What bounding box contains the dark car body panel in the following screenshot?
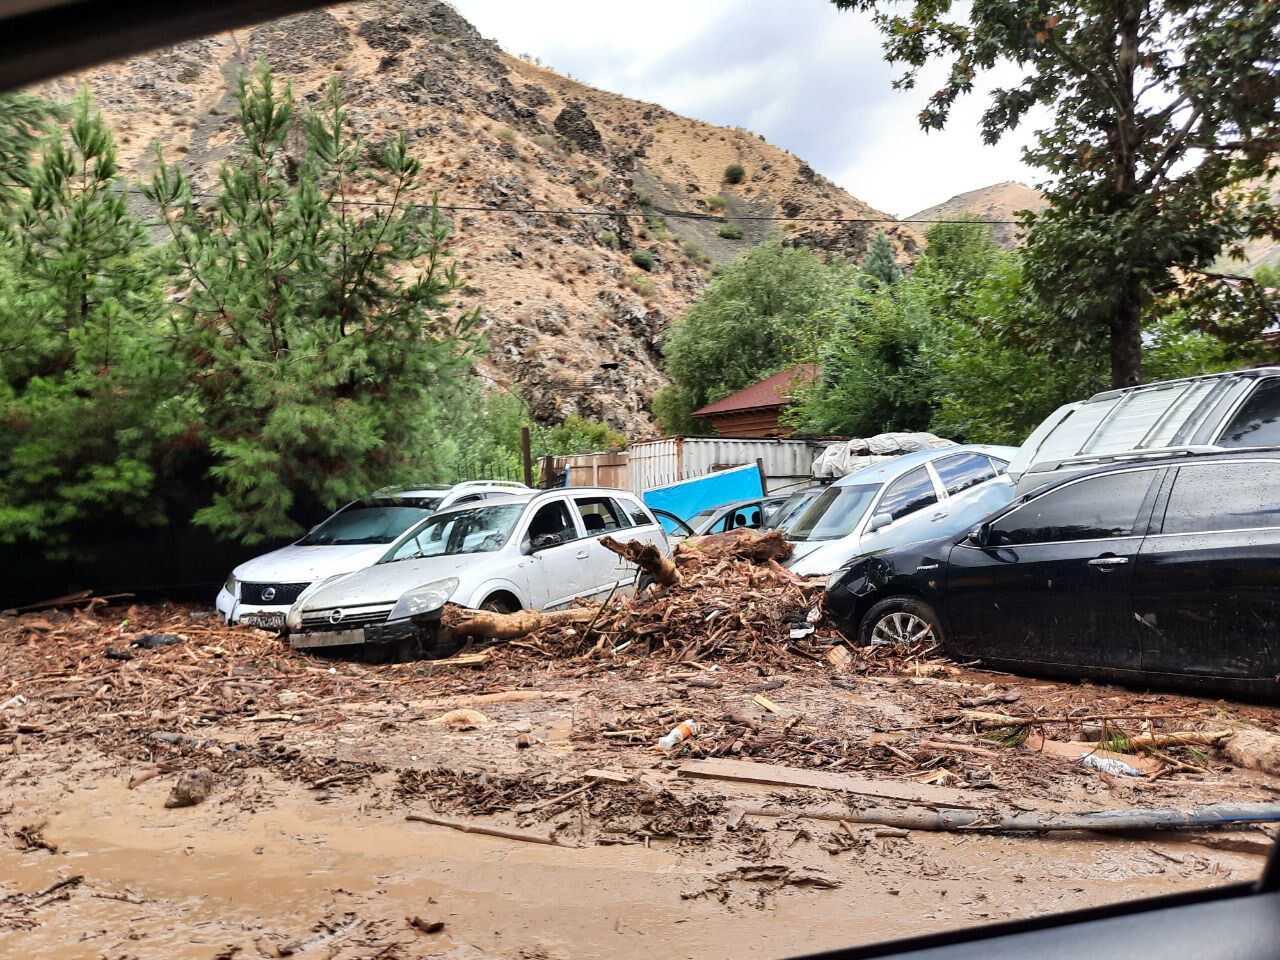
[825,451,1280,701]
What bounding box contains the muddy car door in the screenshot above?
[570,494,653,597]
[1133,458,1280,680]
[944,467,1163,671]
[518,498,590,608]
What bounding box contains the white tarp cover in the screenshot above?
[811,432,957,478]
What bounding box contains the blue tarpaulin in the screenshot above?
[642,463,764,533]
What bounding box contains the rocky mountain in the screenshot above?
[41,1,920,435]
[906,181,1046,247]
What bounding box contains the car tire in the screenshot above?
[481,595,516,614]
[858,597,944,649]
[636,573,656,593]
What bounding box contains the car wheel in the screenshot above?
[481,595,516,614]
[636,573,656,592]
[859,597,944,649]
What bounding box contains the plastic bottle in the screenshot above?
[657,719,699,751]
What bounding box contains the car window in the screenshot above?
[933,453,997,497]
[731,505,762,528]
[625,500,655,527]
[381,503,524,561]
[1162,461,1280,534]
[789,485,879,540]
[526,500,578,548]
[989,470,1157,546]
[574,496,629,535]
[1217,378,1280,448]
[876,467,938,522]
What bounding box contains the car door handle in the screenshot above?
[576,549,589,559]
[930,511,948,522]
[1088,556,1128,568]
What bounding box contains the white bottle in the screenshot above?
[657,719,699,751]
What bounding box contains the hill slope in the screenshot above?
[906,181,1045,247]
[41,1,919,435]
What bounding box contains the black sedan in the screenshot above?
[824,450,1280,700]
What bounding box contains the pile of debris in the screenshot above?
[445,528,844,664]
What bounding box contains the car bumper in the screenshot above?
[216,588,291,628]
[822,582,860,637]
[290,612,439,651]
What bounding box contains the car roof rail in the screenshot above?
[1025,444,1225,474]
[451,479,530,490]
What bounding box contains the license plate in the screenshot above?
[240,612,286,630]
[290,627,367,650]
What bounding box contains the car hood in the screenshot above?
[300,552,496,610]
[788,538,861,577]
[232,543,390,584]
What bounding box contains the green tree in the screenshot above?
[655,239,847,433]
[834,0,1280,387]
[145,64,477,544]
[0,92,59,213]
[0,89,173,554]
[860,228,900,285]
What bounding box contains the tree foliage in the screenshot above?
[860,228,901,285]
[0,92,59,213]
[833,0,1280,387]
[144,65,479,544]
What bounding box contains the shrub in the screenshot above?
[705,194,726,213]
[631,249,656,271]
[496,126,517,142]
[626,273,656,296]
[599,229,620,250]
[717,224,744,240]
[683,241,710,265]
[724,163,745,184]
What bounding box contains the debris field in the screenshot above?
[2,530,1279,959]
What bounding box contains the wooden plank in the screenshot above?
[583,768,633,784]
[752,694,784,715]
[676,758,978,807]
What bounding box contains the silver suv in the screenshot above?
[286,487,668,658]
[1008,367,1280,494]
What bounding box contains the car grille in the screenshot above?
[241,582,310,605]
[300,606,394,632]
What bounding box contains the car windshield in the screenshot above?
[298,498,442,546]
[379,503,524,562]
[787,484,879,541]
[768,490,821,531]
[687,507,719,528]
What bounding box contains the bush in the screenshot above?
[625,273,656,296]
[683,241,710,265]
[496,126,517,142]
[724,163,745,184]
[706,194,726,213]
[631,249,656,271]
[717,224,744,240]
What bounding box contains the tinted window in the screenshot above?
[877,467,938,522]
[933,454,997,496]
[527,501,577,547]
[1163,461,1280,534]
[990,470,1156,546]
[1218,378,1280,448]
[574,496,629,535]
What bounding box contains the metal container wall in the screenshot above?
[629,437,828,494]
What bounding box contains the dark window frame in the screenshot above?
[988,468,1161,547]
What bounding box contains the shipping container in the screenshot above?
[628,437,828,494]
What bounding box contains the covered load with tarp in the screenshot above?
[811,432,956,479]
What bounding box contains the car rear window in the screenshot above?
[933,453,997,496]
[990,470,1157,546]
[1217,378,1280,448]
[1162,461,1280,534]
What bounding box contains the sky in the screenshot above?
[450,0,1041,216]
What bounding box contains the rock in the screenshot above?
[165,767,214,809]
[1224,727,1280,777]
[554,102,605,154]
[426,708,493,731]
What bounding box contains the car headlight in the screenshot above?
[225,574,240,598]
[389,578,459,621]
[285,575,343,631]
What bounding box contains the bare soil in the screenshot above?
[2,600,1277,959]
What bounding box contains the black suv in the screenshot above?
[824,450,1280,700]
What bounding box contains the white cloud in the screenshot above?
[450,0,1041,215]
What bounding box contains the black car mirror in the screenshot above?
[969,522,991,547]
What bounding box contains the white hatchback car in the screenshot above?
[286,487,668,658]
[216,480,529,629]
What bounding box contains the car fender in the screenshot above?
[455,576,529,611]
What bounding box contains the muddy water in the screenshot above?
[1,760,1259,959]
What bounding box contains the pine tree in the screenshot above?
[0,89,171,554]
[860,228,901,286]
[0,92,58,213]
[146,64,478,543]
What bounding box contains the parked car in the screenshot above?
[285,487,668,657]
[1008,366,1280,494]
[216,480,529,628]
[785,446,1018,576]
[764,484,828,533]
[685,495,792,535]
[825,449,1280,700]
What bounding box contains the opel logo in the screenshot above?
[261,587,277,602]
[329,609,344,624]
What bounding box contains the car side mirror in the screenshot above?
[520,536,534,555]
[867,512,893,532]
[969,522,991,548]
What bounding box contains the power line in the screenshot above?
[2,180,1024,226]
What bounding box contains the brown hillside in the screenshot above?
[906,181,1045,247]
[39,1,919,435]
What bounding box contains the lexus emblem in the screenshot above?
[329,609,344,624]
[261,587,277,602]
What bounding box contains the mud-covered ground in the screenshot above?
[2,601,1278,959]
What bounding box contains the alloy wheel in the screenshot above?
[870,611,933,647]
